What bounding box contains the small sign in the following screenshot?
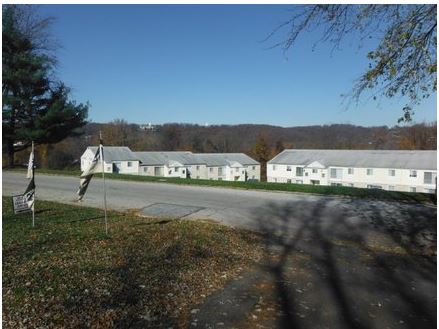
[12,194,32,214]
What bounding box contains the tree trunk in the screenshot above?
[7,140,15,168]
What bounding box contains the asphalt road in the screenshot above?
[2,172,436,244]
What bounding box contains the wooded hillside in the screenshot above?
[7,121,437,170]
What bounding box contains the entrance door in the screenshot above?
[154,166,163,176]
[113,162,122,173]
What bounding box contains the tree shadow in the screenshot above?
[251,198,437,329]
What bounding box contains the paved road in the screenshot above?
[2,172,436,243]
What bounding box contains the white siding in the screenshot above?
[267,164,437,194]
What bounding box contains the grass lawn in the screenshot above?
[2,197,263,328]
[6,167,436,205]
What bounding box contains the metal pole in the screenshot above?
[32,141,35,228]
[100,131,108,235]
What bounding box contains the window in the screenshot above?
[410,187,416,193]
[272,165,276,171]
[424,172,433,184]
[410,170,417,177]
[252,166,255,170]
[348,168,354,175]
[196,165,200,170]
[296,167,304,177]
[175,167,179,172]
[127,161,132,167]
[286,166,292,172]
[388,185,395,191]
[389,169,395,177]
[322,173,325,178]
[330,168,342,179]
[367,169,373,176]
[209,167,213,173]
[218,168,223,176]
[367,184,382,189]
[296,179,303,184]
[287,179,291,183]
[274,178,277,183]
[235,168,239,173]
[312,168,318,173]
[143,167,148,172]
[182,169,185,174]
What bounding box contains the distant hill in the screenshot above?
[9,121,437,169]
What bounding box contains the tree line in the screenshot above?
[7,121,436,180]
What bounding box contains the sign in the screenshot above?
[12,194,32,214]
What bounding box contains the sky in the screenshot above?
[39,4,437,127]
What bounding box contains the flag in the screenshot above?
[77,141,103,201]
[26,144,34,179]
[24,171,35,210]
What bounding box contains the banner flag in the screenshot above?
[77,140,103,201]
[26,145,34,179]
[24,174,35,210]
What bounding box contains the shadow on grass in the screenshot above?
[251,198,436,329]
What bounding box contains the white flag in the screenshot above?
[26,143,34,179]
[24,174,35,210]
[77,143,103,201]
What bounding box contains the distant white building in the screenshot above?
[267,149,437,194]
[81,147,140,174]
[135,151,206,179]
[80,147,260,181]
[195,153,260,181]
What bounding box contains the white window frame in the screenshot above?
[389,169,395,176]
[348,168,354,175]
[367,169,373,176]
[410,170,417,178]
[286,166,292,172]
[127,161,132,167]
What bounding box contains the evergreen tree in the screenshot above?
[2,5,88,167]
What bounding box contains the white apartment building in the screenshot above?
[80,147,260,181]
[135,151,206,179]
[80,146,140,174]
[267,149,437,194]
[195,153,261,181]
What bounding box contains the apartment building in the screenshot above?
[267,149,437,194]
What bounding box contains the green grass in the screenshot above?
[2,197,263,328]
[6,167,436,204]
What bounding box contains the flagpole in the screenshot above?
[100,132,108,235]
[32,141,35,228]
